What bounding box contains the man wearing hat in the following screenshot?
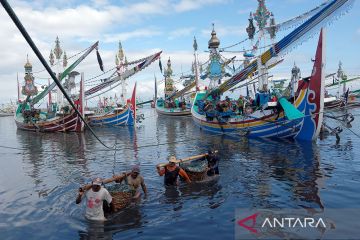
[156,156,191,186]
[114,165,147,200]
[76,177,114,221]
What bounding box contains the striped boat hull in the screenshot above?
[155,102,191,116]
[15,110,83,132]
[88,106,134,126]
[192,29,326,141]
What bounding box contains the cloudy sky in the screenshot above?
[0,0,359,105]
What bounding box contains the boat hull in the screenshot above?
[155,101,191,116]
[191,29,326,141]
[191,92,303,139]
[15,110,83,132]
[88,106,134,126]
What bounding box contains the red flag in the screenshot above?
[130,82,137,121]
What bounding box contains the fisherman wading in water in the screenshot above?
[206,150,220,176]
[76,177,115,221]
[156,156,191,186]
[113,165,148,200]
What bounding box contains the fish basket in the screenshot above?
[180,158,208,181]
[105,184,133,211]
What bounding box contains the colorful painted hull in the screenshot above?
[156,104,191,116]
[192,91,304,139]
[192,29,326,141]
[15,79,85,133]
[88,83,137,126]
[15,110,83,132]
[88,106,135,126]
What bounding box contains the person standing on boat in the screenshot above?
[76,177,115,221]
[114,165,148,199]
[206,150,219,176]
[156,156,191,186]
[237,96,244,115]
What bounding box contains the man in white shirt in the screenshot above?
[76,177,115,221]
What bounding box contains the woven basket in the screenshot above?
[106,184,133,211]
[180,159,208,181]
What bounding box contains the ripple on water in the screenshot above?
[0,108,360,239]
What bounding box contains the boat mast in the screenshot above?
[253,0,272,93]
[116,41,127,105]
[337,61,346,98]
[291,62,301,99]
[207,23,221,90]
[164,58,174,99]
[50,36,67,110]
[17,72,19,102]
[193,36,199,90]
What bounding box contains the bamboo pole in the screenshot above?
[79,172,131,192]
[157,151,218,167]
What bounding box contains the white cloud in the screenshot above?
[102,28,163,43]
[201,24,247,39]
[174,0,228,12]
[91,0,109,7]
[168,27,196,40]
[237,8,252,15]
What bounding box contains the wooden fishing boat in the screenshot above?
[15,62,85,132]
[192,29,326,141]
[155,58,193,116]
[324,97,345,110]
[84,46,161,125]
[155,99,191,116]
[88,84,136,126]
[0,112,13,117]
[88,106,135,126]
[15,108,83,132]
[14,39,99,133]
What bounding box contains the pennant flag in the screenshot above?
[96,49,104,72]
[159,58,163,73]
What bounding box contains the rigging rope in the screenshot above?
[31,45,93,75]
[1,0,118,150]
[219,0,331,51]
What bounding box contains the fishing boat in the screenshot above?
[87,83,136,126]
[191,0,354,141]
[14,38,101,132]
[85,42,162,125]
[192,29,325,141]
[14,40,89,132]
[155,58,193,116]
[324,62,360,110]
[0,102,16,117]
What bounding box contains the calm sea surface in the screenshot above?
[0,107,360,239]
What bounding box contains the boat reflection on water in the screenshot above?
[204,134,328,211]
[10,107,343,239]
